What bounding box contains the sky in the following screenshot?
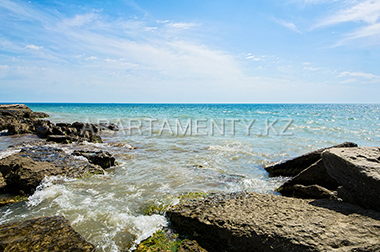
[0,0,379,103]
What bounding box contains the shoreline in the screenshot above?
[2,104,378,251]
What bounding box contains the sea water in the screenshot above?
[0,103,379,251]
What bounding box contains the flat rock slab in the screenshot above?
[167,192,380,252]
[0,216,95,251]
[265,142,357,177]
[322,147,380,211]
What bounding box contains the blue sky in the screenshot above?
[0,0,379,103]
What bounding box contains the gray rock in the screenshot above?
[279,159,339,197]
[167,192,380,252]
[322,147,380,211]
[265,142,357,177]
[0,216,95,251]
[0,146,105,194]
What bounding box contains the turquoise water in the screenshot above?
[1,103,379,251]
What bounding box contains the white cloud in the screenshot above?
[347,22,380,39]
[85,56,98,60]
[315,1,380,27]
[303,66,318,71]
[24,44,43,50]
[338,71,378,79]
[271,18,301,33]
[61,13,97,27]
[167,22,196,29]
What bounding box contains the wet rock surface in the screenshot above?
[0,146,105,194]
[168,191,380,252]
[72,150,116,169]
[322,147,380,211]
[178,239,208,252]
[0,216,96,251]
[265,142,357,177]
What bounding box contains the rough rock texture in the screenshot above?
[0,216,96,251]
[178,239,208,252]
[0,146,105,194]
[278,159,340,198]
[168,192,380,252]
[322,147,380,212]
[0,172,6,189]
[285,184,337,199]
[265,142,357,177]
[72,150,116,169]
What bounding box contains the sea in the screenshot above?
[0,103,379,251]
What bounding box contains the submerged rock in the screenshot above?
[0,146,105,194]
[167,191,380,252]
[0,216,96,251]
[322,147,380,212]
[265,142,357,177]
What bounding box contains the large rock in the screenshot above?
[0,216,95,251]
[0,146,105,194]
[167,192,380,252]
[278,159,340,197]
[322,147,380,212]
[265,142,357,177]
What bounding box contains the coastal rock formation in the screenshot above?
[0,146,105,194]
[178,240,208,252]
[0,216,96,251]
[278,159,340,198]
[0,104,118,143]
[72,150,116,169]
[167,192,380,252]
[322,147,380,212]
[265,142,357,177]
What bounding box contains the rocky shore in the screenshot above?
[1,104,380,251]
[0,104,119,250]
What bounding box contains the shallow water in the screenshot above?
[0,103,379,251]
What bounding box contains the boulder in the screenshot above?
[265,142,357,177]
[322,147,380,212]
[167,192,380,252]
[0,146,105,194]
[0,216,95,251]
[278,159,340,197]
[72,150,116,169]
[46,135,73,144]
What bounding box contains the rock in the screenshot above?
[0,172,6,189]
[46,135,73,144]
[0,216,96,251]
[98,122,119,131]
[72,150,116,169]
[0,104,107,143]
[0,146,104,194]
[178,239,208,252]
[322,147,380,212]
[284,184,338,199]
[278,159,340,197]
[167,191,380,252]
[265,142,358,177]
